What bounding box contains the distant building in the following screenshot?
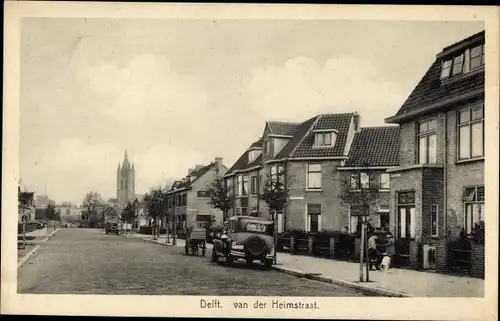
[167,157,228,230]
[117,149,136,208]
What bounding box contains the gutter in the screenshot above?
[337,166,394,171]
[385,89,484,124]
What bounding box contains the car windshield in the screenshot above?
[238,220,273,236]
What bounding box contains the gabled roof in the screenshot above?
[169,162,218,191]
[343,126,400,167]
[386,30,485,123]
[282,113,354,158]
[267,121,301,136]
[225,139,264,177]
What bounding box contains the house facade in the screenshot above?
[167,157,228,230]
[225,113,399,234]
[18,187,35,222]
[385,31,485,270]
[337,126,400,234]
[224,138,266,220]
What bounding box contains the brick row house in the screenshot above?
[166,157,228,231]
[384,31,485,272]
[337,126,400,234]
[224,113,400,234]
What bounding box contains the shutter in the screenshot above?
[410,208,416,238]
[318,215,322,232]
[277,213,283,233]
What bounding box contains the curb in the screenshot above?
[142,239,174,247]
[272,266,411,297]
[18,244,41,269]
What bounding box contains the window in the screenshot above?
[307,164,322,189]
[441,59,453,79]
[398,207,416,239]
[197,191,211,198]
[464,186,485,234]
[431,204,439,237]
[441,43,485,80]
[237,175,242,196]
[458,103,484,160]
[315,132,336,147]
[242,175,248,196]
[451,53,464,76]
[380,173,390,190]
[417,118,437,164]
[306,204,322,232]
[470,44,485,70]
[349,172,369,190]
[264,140,270,155]
[397,191,416,239]
[251,176,258,194]
[350,215,358,234]
[248,150,255,163]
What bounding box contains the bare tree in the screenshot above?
[81,191,104,228]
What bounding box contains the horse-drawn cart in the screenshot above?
[185,227,207,256]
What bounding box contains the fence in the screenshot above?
[277,232,356,261]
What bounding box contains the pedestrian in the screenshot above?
[368,233,379,270]
[384,232,395,269]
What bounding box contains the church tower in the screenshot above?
[117,149,136,208]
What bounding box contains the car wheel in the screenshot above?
[263,259,273,270]
[211,249,218,263]
[226,255,234,266]
[246,257,253,266]
[106,231,108,235]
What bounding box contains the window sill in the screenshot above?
[456,157,484,165]
[379,189,390,193]
[306,189,323,192]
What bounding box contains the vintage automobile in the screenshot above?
[211,216,275,269]
[105,221,119,235]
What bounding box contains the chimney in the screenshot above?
[195,165,204,171]
[353,112,360,132]
[188,168,195,175]
[215,157,223,165]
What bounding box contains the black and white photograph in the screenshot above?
[2,2,498,320]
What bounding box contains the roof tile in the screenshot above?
[344,126,400,167]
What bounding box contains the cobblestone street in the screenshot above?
[18,228,370,296]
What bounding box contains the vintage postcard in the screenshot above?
[2,2,499,320]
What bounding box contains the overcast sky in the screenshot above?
[19,18,483,205]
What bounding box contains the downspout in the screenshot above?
[283,159,289,231]
[444,112,448,241]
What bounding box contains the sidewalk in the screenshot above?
[19,227,51,237]
[140,236,214,250]
[274,253,484,297]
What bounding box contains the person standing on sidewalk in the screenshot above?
[385,233,395,268]
[368,234,379,270]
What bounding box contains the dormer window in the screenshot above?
[314,130,337,147]
[470,44,485,70]
[440,43,484,80]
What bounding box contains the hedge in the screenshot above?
[18,222,39,234]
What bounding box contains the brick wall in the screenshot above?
[285,160,349,231]
[421,167,444,244]
[444,104,484,241]
[470,243,485,279]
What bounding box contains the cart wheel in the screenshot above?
[211,248,218,262]
[202,247,206,256]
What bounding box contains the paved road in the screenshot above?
[18,228,371,296]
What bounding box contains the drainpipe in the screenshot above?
[283,159,289,231]
[444,112,448,241]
